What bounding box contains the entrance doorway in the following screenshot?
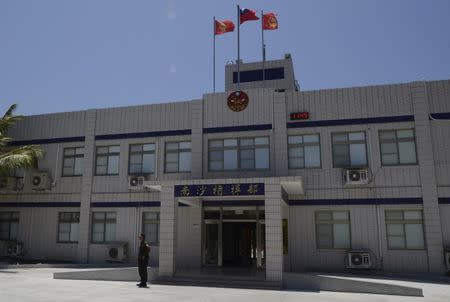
[222,222,255,267]
[202,206,265,268]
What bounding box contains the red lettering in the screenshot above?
[290,112,309,120]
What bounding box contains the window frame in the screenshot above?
[379,129,418,166]
[128,143,156,175]
[164,141,191,173]
[207,136,270,172]
[95,145,120,176]
[61,147,84,177]
[331,131,368,168]
[315,210,351,250]
[0,212,19,241]
[385,210,425,250]
[287,134,321,169]
[142,212,160,245]
[91,212,117,243]
[57,212,80,243]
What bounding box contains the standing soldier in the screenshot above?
[137,233,150,288]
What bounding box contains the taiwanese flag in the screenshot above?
[240,8,259,24]
[214,20,235,35]
[263,13,278,30]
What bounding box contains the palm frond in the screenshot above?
[0,104,22,135]
[0,145,43,175]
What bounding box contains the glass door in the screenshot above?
[203,222,219,266]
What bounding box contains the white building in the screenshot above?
[1,54,450,285]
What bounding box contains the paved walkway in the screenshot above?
[1,268,450,302]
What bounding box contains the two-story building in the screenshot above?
[1,54,450,285]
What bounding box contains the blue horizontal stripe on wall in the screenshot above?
[430,112,450,120]
[203,124,272,134]
[0,202,81,208]
[289,197,423,206]
[90,201,161,208]
[438,198,450,204]
[203,200,264,207]
[95,129,191,141]
[9,136,85,146]
[287,115,414,129]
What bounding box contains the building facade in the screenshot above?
[1,55,450,283]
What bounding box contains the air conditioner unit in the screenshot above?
[347,251,372,269]
[31,172,51,190]
[128,176,145,190]
[0,177,18,192]
[105,242,128,262]
[6,241,24,259]
[344,169,369,185]
[445,248,450,271]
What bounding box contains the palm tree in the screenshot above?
[0,104,42,175]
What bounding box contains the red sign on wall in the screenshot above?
[290,112,309,120]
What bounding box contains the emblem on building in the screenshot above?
[227,90,249,112]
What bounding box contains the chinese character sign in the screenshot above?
[174,183,265,197]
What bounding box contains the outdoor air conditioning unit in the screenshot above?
[347,251,372,269]
[6,241,24,259]
[445,248,450,271]
[31,172,52,190]
[128,176,145,190]
[343,169,369,185]
[0,177,18,192]
[105,242,128,262]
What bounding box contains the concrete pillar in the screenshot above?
[411,82,445,273]
[264,178,283,283]
[189,204,202,268]
[77,109,96,263]
[159,182,177,276]
[190,100,203,179]
[273,92,288,176]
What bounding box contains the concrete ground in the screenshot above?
[1,268,450,302]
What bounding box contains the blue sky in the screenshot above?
[1,0,450,116]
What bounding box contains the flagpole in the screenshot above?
[237,5,240,90]
[261,10,265,86]
[213,16,216,92]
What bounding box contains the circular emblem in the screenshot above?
[227,90,249,112]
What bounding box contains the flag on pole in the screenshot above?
[214,20,235,35]
[262,13,278,30]
[240,8,259,24]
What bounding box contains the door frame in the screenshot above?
[201,206,265,268]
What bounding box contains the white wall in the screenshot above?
[288,204,429,273]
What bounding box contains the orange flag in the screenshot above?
[214,20,235,35]
[263,13,278,30]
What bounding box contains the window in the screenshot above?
[332,132,367,167]
[379,129,417,166]
[95,146,120,175]
[232,67,284,83]
[129,144,155,174]
[91,212,116,243]
[58,212,79,243]
[315,211,351,249]
[143,212,159,244]
[208,137,269,171]
[0,212,19,241]
[62,147,84,176]
[288,134,321,169]
[165,141,191,173]
[385,210,425,249]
